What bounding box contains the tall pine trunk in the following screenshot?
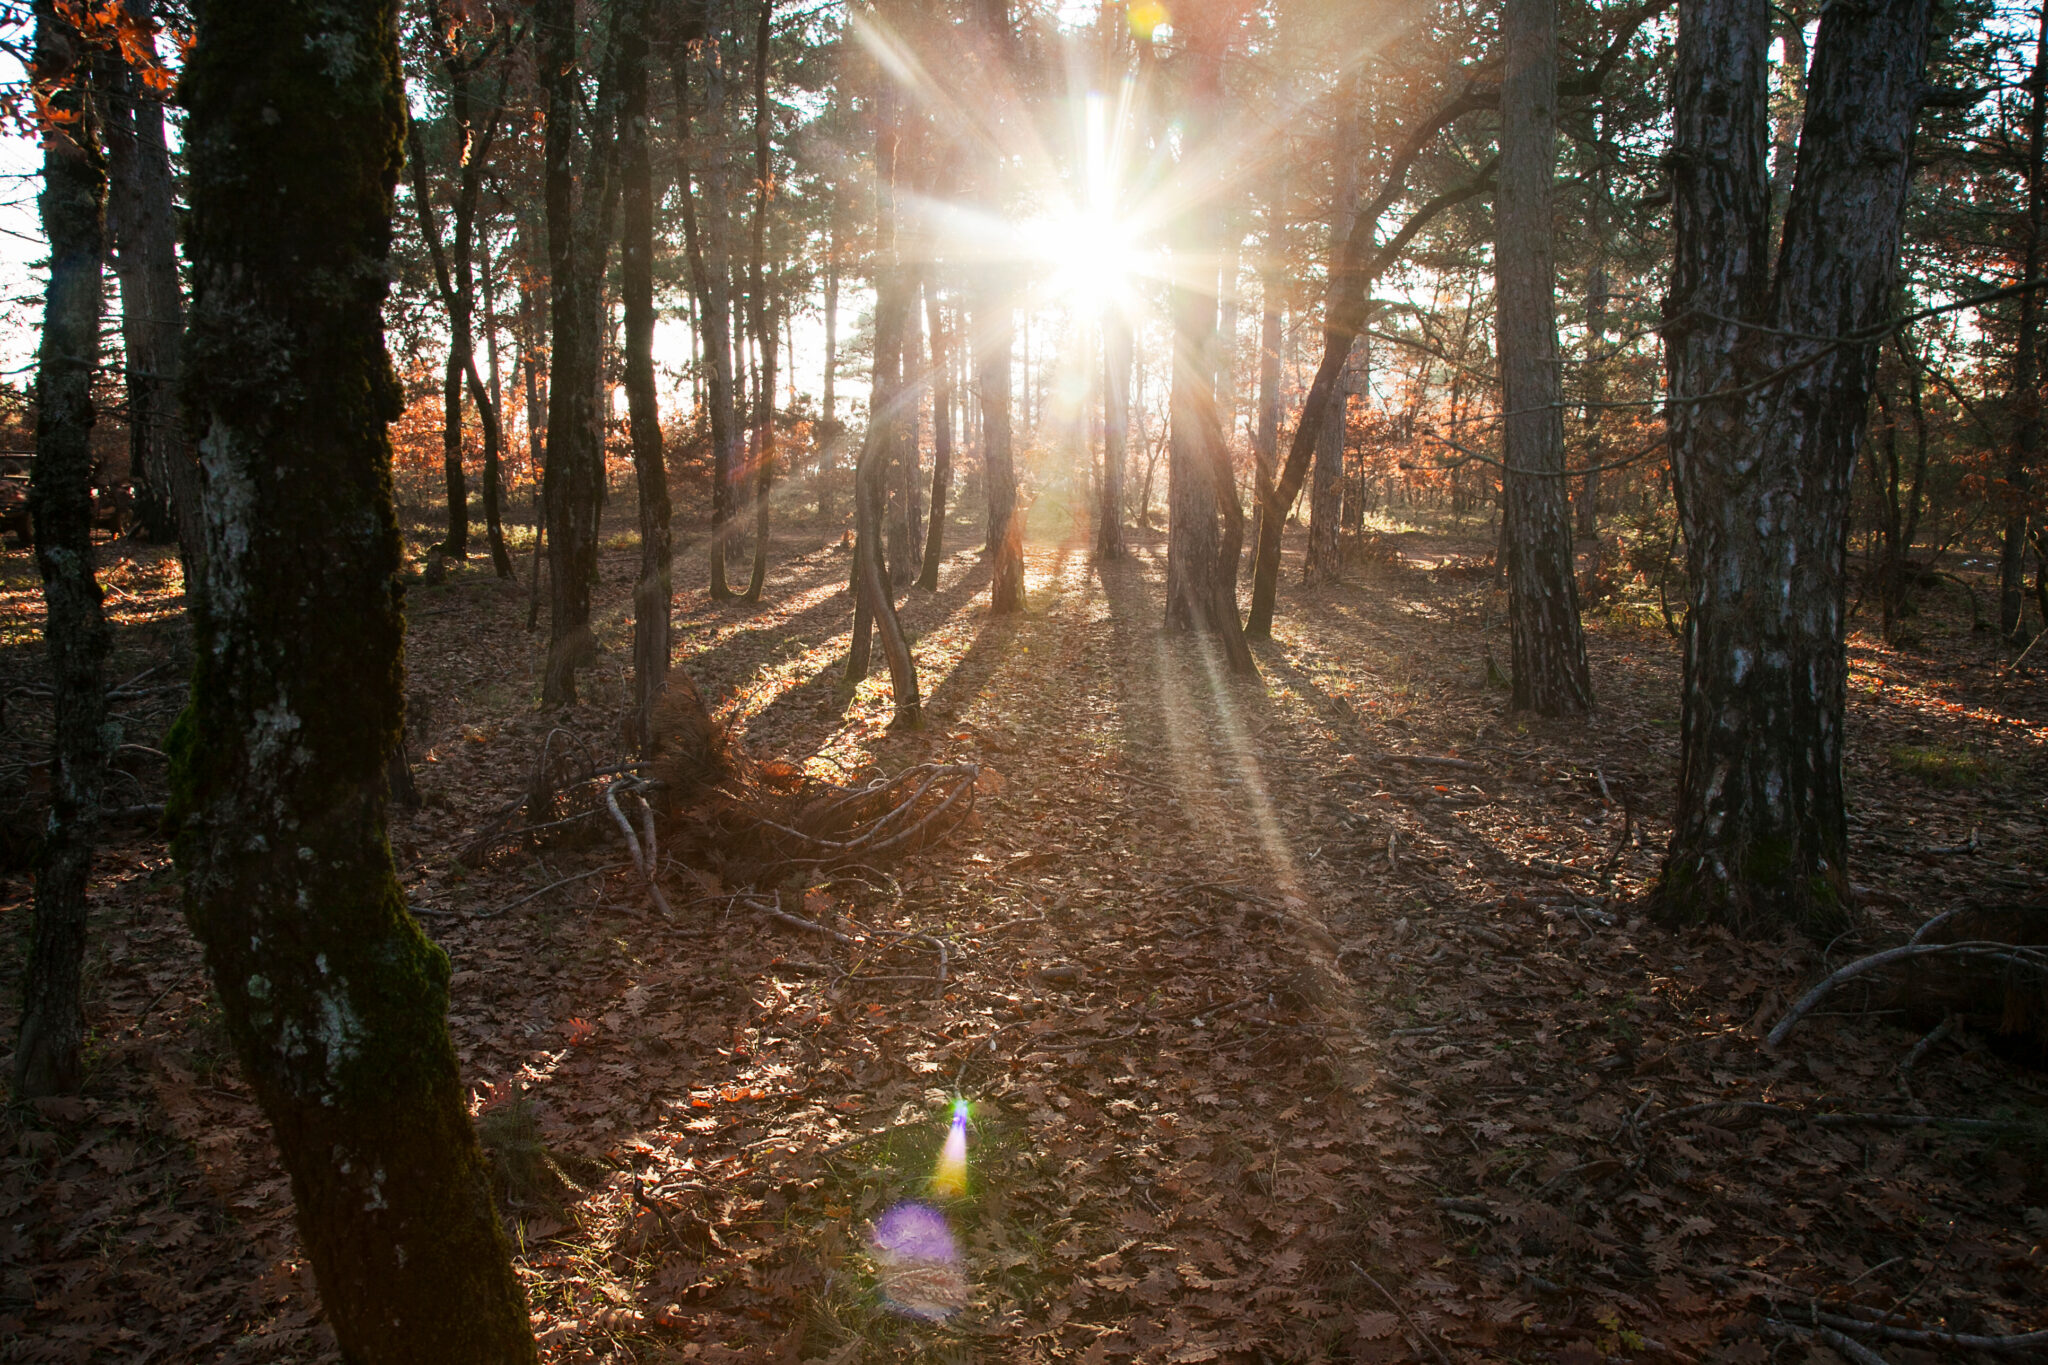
[742,0,776,604]
[101,0,200,571]
[919,281,954,587]
[1999,10,2046,641]
[16,0,111,1100]
[173,1,534,1354]
[621,0,669,756]
[675,35,739,601]
[1097,307,1130,562]
[1497,0,1592,715]
[976,0,1025,614]
[1654,0,1932,935]
[1161,8,1254,674]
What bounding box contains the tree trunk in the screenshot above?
[1251,252,1281,561]
[821,223,839,521]
[1653,0,1932,936]
[919,281,953,588]
[174,2,534,1355]
[1161,9,1254,674]
[672,30,739,601]
[2000,8,2046,642]
[846,74,922,727]
[1097,307,1130,561]
[976,0,1025,614]
[621,0,668,757]
[100,0,200,573]
[16,1,110,1100]
[1497,0,1593,715]
[742,0,777,603]
[540,0,625,704]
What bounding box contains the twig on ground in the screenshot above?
[1896,1014,1957,1103]
[445,862,633,921]
[1350,1263,1452,1365]
[603,778,672,917]
[1642,1099,2035,1136]
[1386,752,1487,774]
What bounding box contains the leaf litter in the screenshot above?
[0,511,2045,1362]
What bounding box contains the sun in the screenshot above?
[1032,205,1144,310]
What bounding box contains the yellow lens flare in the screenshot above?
[930,1099,970,1199]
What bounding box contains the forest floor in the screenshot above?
[2,490,2047,1364]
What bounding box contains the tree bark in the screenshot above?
[742,0,776,603]
[1161,9,1255,674]
[540,0,625,704]
[16,1,111,1100]
[1652,0,1932,936]
[1498,0,1593,715]
[174,1,534,1355]
[2000,8,2046,641]
[846,72,922,726]
[100,0,200,574]
[673,31,740,601]
[919,280,953,588]
[976,0,1025,614]
[1097,307,1131,562]
[621,0,668,757]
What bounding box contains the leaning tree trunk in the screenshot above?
[16,0,111,1100]
[1497,0,1593,715]
[919,279,954,588]
[621,0,668,756]
[2000,8,2047,642]
[1653,0,1932,936]
[173,1,535,1357]
[101,0,201,572]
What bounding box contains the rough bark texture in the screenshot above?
[16,2,110,1101]
[539,0,622,703]
[1497,0,1593,715]
[919,282,953,588]
[622,0,669,756]
[1653,0,1932,936]
[2000,10,2046,641]
[1161,9,1255,674]
[101,0,200,570]
[172,2,535,1356]
[1305,98,1357,588]
[1097,308,1131,562]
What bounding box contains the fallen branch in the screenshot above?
[1386,752,1488,773]
[1762,1318,1892,1365]
[1350,1263,1452,1365]
[1642,1099,2036,1137]
[604,778,672,918]
[1767,940,2048,1046]
[1812,1311,2048,1355]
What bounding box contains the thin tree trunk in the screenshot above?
[1251,249,1281,559]
[175,2,534,1354]
[919,281,953,587]
[1653,0,1932,935]
[100,0,199,572]
[821,220,838,521]
[1307,111,1357,588]
[1498,0,1593,715]
[679,34,738,600]
[743,0,776,603]
[846,70,921,726]
[621,0,668,756]
[976,0,1025,614]
[1097,307,1130,561]
[2000,8,2046,641]
[17,1,110,1100]
[540,0,626,703]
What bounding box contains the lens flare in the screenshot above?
[930,1099,970,1199]
[870,1202,968,1321]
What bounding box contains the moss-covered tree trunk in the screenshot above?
[1653,0,1932,936]
[173,3,535,1356]
[16,0,111,1100]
